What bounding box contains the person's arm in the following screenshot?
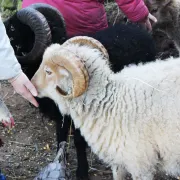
[115,0,157,31]
[0,16,22,80]
[0,15,38,107]
[115,0,149,22]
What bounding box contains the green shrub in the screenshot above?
[0,0,17,10]
[0,0,21,20]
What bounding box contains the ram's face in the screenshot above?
[31,58,72,101]
[144,0,172,24]
[31,40,90,106]
[145,1,161,19]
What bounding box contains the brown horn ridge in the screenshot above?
[62,36,109,60]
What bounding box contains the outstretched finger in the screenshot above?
[20,86,39,107]
[148,13,157,23]
[24,80,38,97]
[146,20,152,31]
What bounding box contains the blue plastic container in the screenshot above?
[0,170,6,180]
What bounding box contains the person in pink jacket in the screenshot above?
[22,0,157,37]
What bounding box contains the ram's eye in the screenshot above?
[46,70,52,75]
[151,8,158,13]
[44,66,53,76]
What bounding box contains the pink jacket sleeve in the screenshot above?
[115,0,149,22]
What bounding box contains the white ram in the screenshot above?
[31,36,180,180]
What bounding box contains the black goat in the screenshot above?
[4,3,156,180]
[80,22,156,73]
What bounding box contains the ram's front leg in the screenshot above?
[0,137,4,147]
[130,165,154,180]
[112,165,127,180]
[131,173,154,180]
[73,126,89,180]
[56,115,71,150]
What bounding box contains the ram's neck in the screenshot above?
[67,47,115,121]
[70,74,115,124]
[67,73,128,163]
[58,45,132,163]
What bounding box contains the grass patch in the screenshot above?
[0,0,21,20]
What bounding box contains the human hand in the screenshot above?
[8,72,39,107]
[139,13,157,31]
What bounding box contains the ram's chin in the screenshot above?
[37,90,51,99]
[36,92,45,98]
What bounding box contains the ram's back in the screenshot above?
[114,56,180,145]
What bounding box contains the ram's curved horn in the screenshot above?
[45,46,89,98]
[29,3,67,44]
[15,7,51,64]
[62,36,109,60]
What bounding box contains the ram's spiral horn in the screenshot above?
[62,36,109,60]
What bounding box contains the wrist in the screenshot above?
[139,14,149,23]
[8,72,23,83]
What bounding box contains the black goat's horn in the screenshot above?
[4,7,51,65]
[16,7,52,64]
[29,3,67,44]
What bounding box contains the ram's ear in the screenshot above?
[161,0,171,7]
[56,85,69,97]
[146,0,153,4]
[56,68,73,97]
[58,68,70,77]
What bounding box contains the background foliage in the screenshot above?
[0,0,21,20]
